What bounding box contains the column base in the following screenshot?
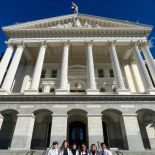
[24,89,38,95]
[116,89,131,95]
[55,89,69,95]
[0,89,9,95]
[148,88,155,95]
[86,89,99,95]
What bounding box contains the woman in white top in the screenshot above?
[71,143,79,155]
[59,140,73,155]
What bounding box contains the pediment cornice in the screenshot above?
[4,27,150,38]
[2,13,152,38]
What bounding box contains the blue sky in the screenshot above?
[0,0,155,58]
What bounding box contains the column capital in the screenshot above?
[17,113,35,118]
[16,41,25,48]
[85,40,94,47]
[40,41,47,48]
[52,114,68,117]
[63,40,70,47]
[139,40,150,49]
[129,40,140,48]
[107,40,117,48]
[122,113,138,116]
[5,41,14,48]
[87,114,102,117]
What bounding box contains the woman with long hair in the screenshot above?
[59,140,72,155]
[71,143,79,155]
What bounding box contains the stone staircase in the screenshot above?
[0,150,46,155]
[0,150,155,155]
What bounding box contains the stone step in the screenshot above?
[0,150,46,155]
[111,150,155,155]
[0,150,155,155]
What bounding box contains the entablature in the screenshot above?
[0,95,155,103]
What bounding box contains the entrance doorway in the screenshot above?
[102,121,109,147]
[69,121,86,147]
[31,110,52,150]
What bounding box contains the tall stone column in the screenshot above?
[0,42,25,94]
[10,114,35,150]
[56,41,70,95]
[122,114,144,150]
[108,41,130,94]
[30,41,47,93]
[50,114,67,145]
[86,41,98,94]
[141,42,155,84]
[131,42,155,94]
[0,114,4,130]
[0,42,14,86]
[87,114,104,146]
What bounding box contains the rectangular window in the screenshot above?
[109,69,114,77]
[98,69,104,78]
[51,69,57,78]
[38,88,42,92]
[50,88,55,92]
[41,69,46,78]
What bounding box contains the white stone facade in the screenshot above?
[0,14,155,153]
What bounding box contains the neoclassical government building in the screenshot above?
[0,13,155,155]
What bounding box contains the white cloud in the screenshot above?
[149,37,155,49]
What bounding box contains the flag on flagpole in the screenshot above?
[72,2,78,13]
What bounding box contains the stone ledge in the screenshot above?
[0,150,155,155]
[0,95,155,102]
[55,89,69,95]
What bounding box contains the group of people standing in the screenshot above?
[47,140,112,155]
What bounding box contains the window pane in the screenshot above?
[38,88,42,92]
[41,69,46,78]
[51,69,57,78]
[80,128,83,140]
[109,69,114,77]
[72,128,76,140]
[98,69,104,78]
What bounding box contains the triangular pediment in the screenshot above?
[3,13,152,30]
[2,13,152,37]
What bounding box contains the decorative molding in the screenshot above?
[107,40,117,48]
[85,40,94,47]
[3,14,151,38]
[63,40,70,47]
[1,95,155,103]
[5,41,14,48]
[129,40,140,49]
[17,41,25,48]
[17,113,35,118]
[122,114,138,116]
[139,40,149,49]
[40,40,47,48]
